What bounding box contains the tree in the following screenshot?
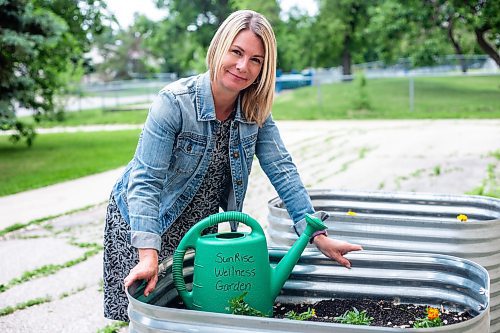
[32,0,113,74]
[314,0,379,77]
[274,7,316,71]
[95,15,159,80]
[152,0,234,75]
[230,0,281,24]
[1,0,70,145]
[451,0,500,67]
[0,0,110,145]
[367,0,498,70]
[367,0,458,68]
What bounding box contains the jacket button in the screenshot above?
[236,179,242,186]
[232,151,239,158]
[186,144,192,152]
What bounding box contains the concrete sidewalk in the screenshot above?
[1,119,499,231]
[0,119,499,333]
[0,167,124,230]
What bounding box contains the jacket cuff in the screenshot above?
[293,211,329,236]
[309,230,328,244]
[130,230,161,251]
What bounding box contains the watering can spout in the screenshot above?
[270,214,327,299]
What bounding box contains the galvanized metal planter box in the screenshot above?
[267,189,500,332]
[126,249,489,333]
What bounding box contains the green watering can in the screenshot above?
[172,211,327,317]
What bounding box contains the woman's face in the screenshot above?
[216,29,264,95]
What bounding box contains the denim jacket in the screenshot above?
[112,72,315,251]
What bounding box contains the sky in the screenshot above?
[105,0,318,28]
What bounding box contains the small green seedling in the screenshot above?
[285,307,316,321]
[334,307,373,325]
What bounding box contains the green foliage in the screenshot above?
[451,0,500,66]
[367,1,453,67]
[227,292,266,317]
[334,307,373,325]
[285,307,316,321]
[352,73,371,110]
[313,0,378,74]
[94,15,159,80]
[275,8,316,71]
[150,0,233,76]
[0,0,111,145]
[367,0,499,68]
[413,316,443,328]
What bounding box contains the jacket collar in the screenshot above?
[195,71,254,124]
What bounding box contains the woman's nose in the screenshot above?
[236,57,248,72]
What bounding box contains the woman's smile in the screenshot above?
[216,29,264,95]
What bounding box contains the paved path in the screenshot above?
[0,119,499,332]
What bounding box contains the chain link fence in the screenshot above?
[55,55,498,114]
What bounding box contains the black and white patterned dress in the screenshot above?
[103,116,234,321]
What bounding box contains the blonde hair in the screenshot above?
[206,10,276,126]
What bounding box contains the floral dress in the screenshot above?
[103,115,234,321]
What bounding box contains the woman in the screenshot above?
[103,9,362,322]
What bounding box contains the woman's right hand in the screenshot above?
[124,248,159,297]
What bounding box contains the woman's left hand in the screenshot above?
[313,235,363,268]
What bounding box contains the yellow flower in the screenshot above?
[311,309,316,317]
[457,214,468,222]
[347,210,357,216]
[427,307,440,321]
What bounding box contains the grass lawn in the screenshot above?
[2,74,499,197]
[22,107,149,128]
[0,130,140,196]
[273,75,500,120]
[20,75,500,128]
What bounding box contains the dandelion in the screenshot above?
[456,214,468,222]
[347,210,357,216]
[427,307,440,320]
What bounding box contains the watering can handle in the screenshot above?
[172,212,264,308]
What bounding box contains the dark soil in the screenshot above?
[169,296,473,328]
[273,298,473,328]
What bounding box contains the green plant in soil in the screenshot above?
[227,292,265,317]
[334,307,373,325]
[413,307,443,328]
[285,307,316,321]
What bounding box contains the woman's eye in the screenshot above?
[251,58,262,65]
[231,49,241,56]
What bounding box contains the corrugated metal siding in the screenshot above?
[267,189,500,332]
[127,249,489,333]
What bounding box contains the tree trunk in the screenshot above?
[342,35,352,80]
[342,49,351,77]
[475,27,500,67]
[446,19,467,73]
